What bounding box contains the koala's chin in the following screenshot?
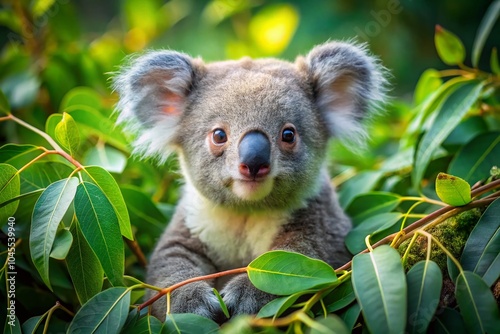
[231,177,275,201]
[114,41,387,322]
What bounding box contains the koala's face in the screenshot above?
[176,61,329,210]
[114,42,385,211]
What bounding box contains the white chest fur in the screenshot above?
[183,186,289,269]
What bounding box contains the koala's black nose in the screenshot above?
[238,131,271,179]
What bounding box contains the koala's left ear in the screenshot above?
[301,42,387,141]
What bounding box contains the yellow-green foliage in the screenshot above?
[399,209,482,272]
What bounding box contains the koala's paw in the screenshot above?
[221,274,275,317]
[151,282,222,322]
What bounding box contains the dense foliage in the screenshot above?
[0,1,499,333]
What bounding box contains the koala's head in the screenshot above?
[114,42,386,211]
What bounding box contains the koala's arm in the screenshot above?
[146,207,221,321]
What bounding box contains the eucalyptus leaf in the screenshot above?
[323,280,356,313]
[248,251,337,295]
[472,0,500,67]
[428,308,467,334]
[50,228,73,260]
[121,314,162,334]
[20,161,73,193]
[60,86,103,112]
[67,287,131,334]
[257,290,314,319]
[30,177,79,290]
[83,145,127,174]
[448,132,500,183]
[461,198,500,286]
[406,261,442,334]
[338,170,384,208]
[414,69,443,105]
[435,172,471,206]
[339,302,361,332]
[0,144,43,169]
[455,271,500,333]
[162,313,219,334]
[352,245,407,334]
[0,163,20,228]
[67,220,104,304]
[492,47,500,74]
[55,112,80,156]
[45,113,63,140]
[74,181,124,286]
[413,81,484,188]
[307,315,349,334]
[434,25,465,65]
[346,192,401,226]
[213,288,230,319]
[0,89,10,115]
[345,213,403,254]
[82,166,133,240]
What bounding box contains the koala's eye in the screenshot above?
[281,128,296,143]
[212,129,227,145]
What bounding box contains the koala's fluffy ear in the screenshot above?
[302,42,387,142]
[113,51,200,161]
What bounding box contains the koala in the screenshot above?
[114,41,386,322]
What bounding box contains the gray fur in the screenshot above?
[113,41,386,322]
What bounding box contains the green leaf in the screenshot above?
[435,172,471,206]
[3,316,21,334]
[45,113,63,140]
[83,166,133,240]
[248,251,337,295]
[67,287,131,334]
[30,177,78,290]
[161,313,219,334]
[120,186,166,238]
[455,271,500,333]
[346,192,401,226]
[121,314,162,334]
[0,164,20,228]
[0,144,43,169]
[0,89,10,115]
[67,220,104,305]
[345,213,403,254]
[448,132,500,183]
[339,302,361,331]
[338,170,384,208]
[323,280,355,313]
[413,81,484,188]
[257,290,314,319]
[461,198,500,286]
[60,86,103,112]
[22,315,45,334]
[352,245,407,334]
[50,228,73,260]
[307,315,349,334]
[406,261,443,334]
[414,69,443,105]
[213,288,230,319]
[83,145,127,174]
[428,308,467,334]
[20,161,73,193]
[74,182,124,286]
[55,112,80,156]
[491,47,500,74]
[434,25,466,65]
[65,107,128,152]
[472,0,500,67]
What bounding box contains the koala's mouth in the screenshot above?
[230,177,274,201]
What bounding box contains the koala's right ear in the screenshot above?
[113,51,201,161]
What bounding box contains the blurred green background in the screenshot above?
[1,0,498,104]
